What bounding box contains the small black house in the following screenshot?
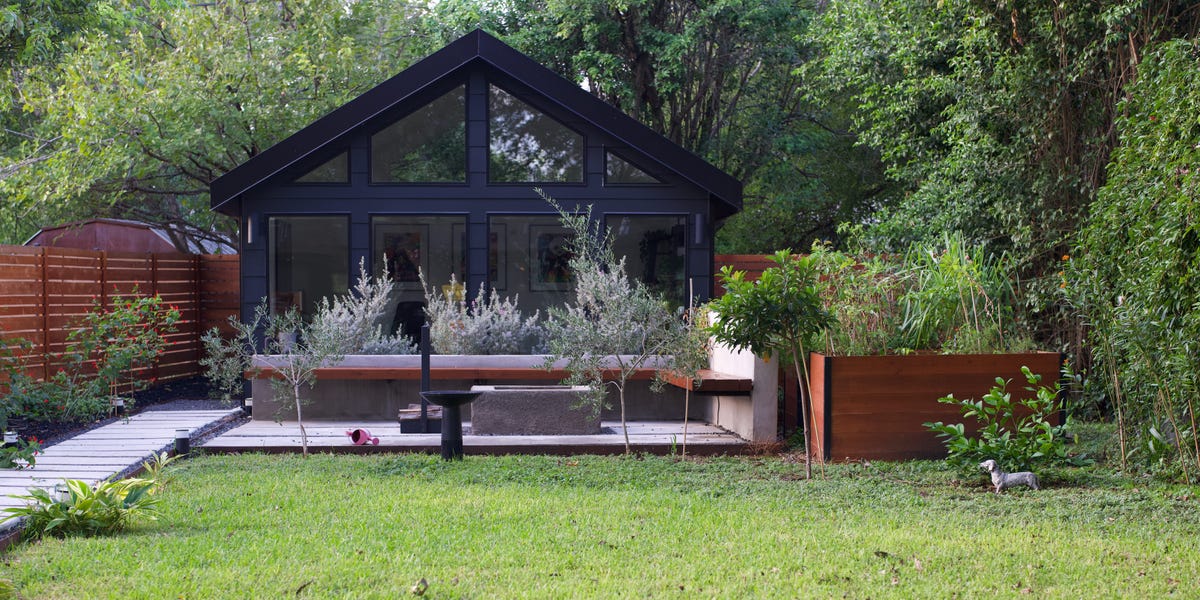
[211,30,741,336]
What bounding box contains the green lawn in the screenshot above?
[3,439,1198,598]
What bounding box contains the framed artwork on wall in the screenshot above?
[381,224,428,290]
[530,224,574,291]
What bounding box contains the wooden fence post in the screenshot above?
[150,253,159,383]
[100,251,108,309]
[192,254,202,375]
[39,247,49,381]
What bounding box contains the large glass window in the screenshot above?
[372,215,467,339]
[489,215,575,314]
[269,216,349,319]
[371,86,466,183]
[605,151,660,184]
[489,85,584,183]
[295,152,349,183]
[607,215,687,307]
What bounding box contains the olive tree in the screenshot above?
[540,194,704,454]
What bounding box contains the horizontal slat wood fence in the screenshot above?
[712,254,777,294]
[0,246,238,387]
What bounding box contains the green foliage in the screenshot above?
[926,366,1081,473]
[1,477,161,540]
[310,259,416,356]
[0,436,41,470]
[0,0,433,247]
[809,0,1199,356]
[199,326,251,405]
[69,291,181,398]
[708,250,834,368]
[808,241,904,356]
[4,369,104,424]
[2,292,178,424]
[422,274,544,355]
[204,300,348,457]
[894,234,1031,354]
[540,193,703,452]
[202,261,412,406]
[1069,38,1200,481]
[809,235,1034,356]
[708,249,833,474]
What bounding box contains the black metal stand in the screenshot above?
[440,403,464,460]
[419,391,481,460]
[420,323,431,433]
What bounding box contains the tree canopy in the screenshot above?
[0,0,433,250]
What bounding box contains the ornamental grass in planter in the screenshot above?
[802,236,1061,462]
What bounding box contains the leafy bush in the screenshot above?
[1068,39,1200,480]
[925,366,1081,472]
[0,436,41,470]
[423,274,543,355]
[68,292,181,398]
[2,293,179,425]
[540,195,703,453]
[809,234,1033,356]
[894,234,1030,354]
[202,261,416,403]
[1,477,162,540]
[809,242,903,356]
[6,370,107,424]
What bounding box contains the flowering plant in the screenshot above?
[0,435,41,469]
[68,291,181,400]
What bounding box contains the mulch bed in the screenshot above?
[9,377,241,447]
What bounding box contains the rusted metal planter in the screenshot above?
[807,352,1064,461]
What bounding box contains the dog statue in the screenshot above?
[979,459,1039,494]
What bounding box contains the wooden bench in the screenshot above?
[247,366,752,394]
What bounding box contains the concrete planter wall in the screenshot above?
[808,351,1063,461]
[470,385,599,435]
[249,355,689,423]
[247,351,778,443]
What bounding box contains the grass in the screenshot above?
[2,427,1198,598]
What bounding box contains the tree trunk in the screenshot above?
[619,385,630,454]
[294,381,308,458]
[682,388,690,458]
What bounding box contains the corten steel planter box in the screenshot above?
[808,352,1063,462]
[469,385,600,435]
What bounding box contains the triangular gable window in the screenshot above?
[371,85,466,183]
[606,151,661,184]
[489,85,583,183]
[295,152,349,183]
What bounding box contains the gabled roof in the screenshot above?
[210,29,741,216]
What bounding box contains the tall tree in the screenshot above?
[0,0,430,249]
[811,0,1199,348]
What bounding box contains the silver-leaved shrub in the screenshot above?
[422,273,543,355]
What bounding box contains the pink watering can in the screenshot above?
[345,428,380,445]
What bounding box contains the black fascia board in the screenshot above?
[210,29,743,216]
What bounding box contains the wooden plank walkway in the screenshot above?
[203,420,749,456]
[0,409,243,519]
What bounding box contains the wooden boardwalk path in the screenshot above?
[0,408,243,519]
[204,420,749,455]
